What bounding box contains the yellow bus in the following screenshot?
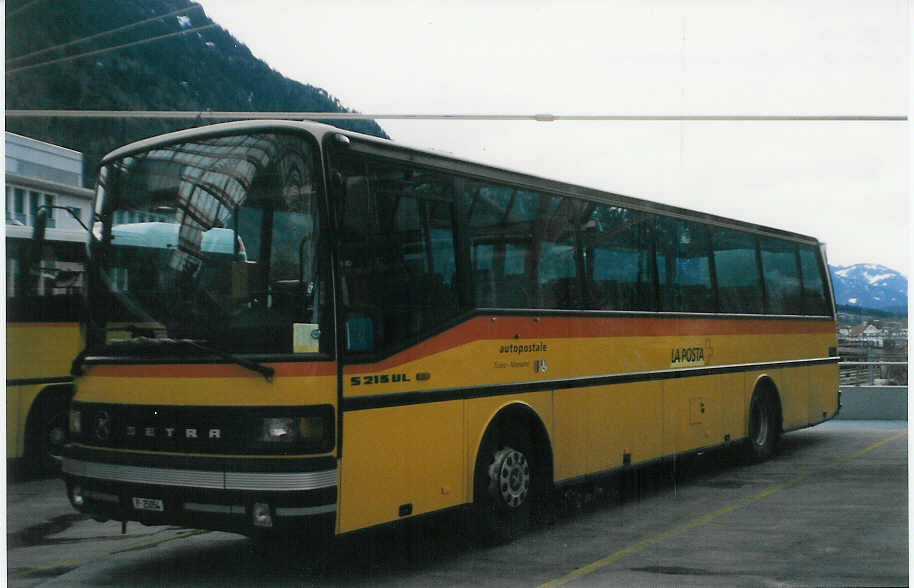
[62,121,838,540]
[7,222,85,473]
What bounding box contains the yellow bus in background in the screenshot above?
[7,223,85,473]
[62,121,839,541]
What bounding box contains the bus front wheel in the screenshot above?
[27,391,69,475]
[474,426,534,543]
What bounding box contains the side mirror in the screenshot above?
[19,207,51,297]
[52,270,80,289]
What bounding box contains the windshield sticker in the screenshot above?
[293,323,320,353]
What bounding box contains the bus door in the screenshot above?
[332,151,467,533]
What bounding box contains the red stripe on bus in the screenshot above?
[83,316,833,378]
[346,315,835,373]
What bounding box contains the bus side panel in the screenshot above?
[553,382,663,482]
[6,384,57,459]
[662,375,722,456]
[595,382,664,470]
[779,367,810,430]
[808,363,839,422]
[622,382,665,466]
[552,388,587,481]
[719,372,747,444]
[6,386,24,458]
[338,400,465,534]
[6,323,81,459]
[6,323,82,381]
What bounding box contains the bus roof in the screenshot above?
[101,119,824,246]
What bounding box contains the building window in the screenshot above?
[29,191,41,225]
[14,188,26,224]
[44,193,56,227]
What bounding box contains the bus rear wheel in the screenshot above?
[474,427,534,543]
[745,388,779,462]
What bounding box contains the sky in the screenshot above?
[196,0,910,273]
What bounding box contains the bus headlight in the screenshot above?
[70,484,85,507]
[259,418,297,443]
[254,410,332,452]
[69,408,82,437]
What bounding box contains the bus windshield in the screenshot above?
[89,131,329,355]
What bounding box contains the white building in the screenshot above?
[5,133,94,297]
[5,132,93,233]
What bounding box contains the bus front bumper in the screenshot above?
[61,448,337,535]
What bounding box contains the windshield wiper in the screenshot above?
[71,335,274,382]
[180,339,274,382]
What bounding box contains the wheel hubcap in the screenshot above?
[46,410,68,460]
[48,426,66,446]
[489,447,530,509]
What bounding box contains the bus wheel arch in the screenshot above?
[472,402,553,542]
[745,376,782,462]
[25,384,73,474]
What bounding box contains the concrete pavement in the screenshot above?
[6,420,908,587]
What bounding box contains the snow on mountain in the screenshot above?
[829,264,907,314]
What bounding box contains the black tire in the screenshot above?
[745,388,779,463]
[473,425,535,544]
[27,392,69,475]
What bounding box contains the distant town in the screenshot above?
[837,309,908,386]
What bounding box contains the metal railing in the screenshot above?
[839,361,908,387]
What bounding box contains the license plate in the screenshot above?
[132,497,165,512]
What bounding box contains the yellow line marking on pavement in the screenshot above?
[10,529,210,579]
[538,430,907,588]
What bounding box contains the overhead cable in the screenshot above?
[7,5,203,65]
[6,24,218,75]
[3,110,908,122]
[5,0,45,20]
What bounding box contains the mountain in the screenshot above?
[829,264,907,315]
[5,0,388,186]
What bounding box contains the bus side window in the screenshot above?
[581,205,655,312]
[759,237,802,315]
[655,216,714,313]
[798,244,831,316]
[463,184,539,309]
[537,195,581,310]
[712,227,764,314]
